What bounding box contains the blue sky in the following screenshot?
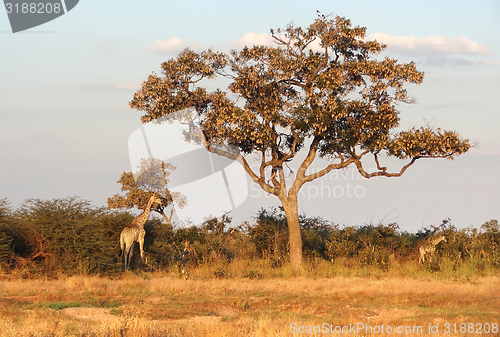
[1,0,499,231]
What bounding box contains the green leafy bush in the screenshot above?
[1,197,499,277]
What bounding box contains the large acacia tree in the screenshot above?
[129,15,470,270]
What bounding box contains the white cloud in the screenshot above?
[422,56,500,68]
[367,33,490,56]
[80,81,142,91]
[231,32,274,47]
[112,80,142,91]
[147,37,199,53]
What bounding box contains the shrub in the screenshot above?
[12,197,134,275]
[2,198,499,277]
[248,208,289,260]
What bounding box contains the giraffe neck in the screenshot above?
[140,208,151,225]
[135,197,156,227]
[432,236,445,245]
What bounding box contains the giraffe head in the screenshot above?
[442,236,447,243]
[149,195,162,206]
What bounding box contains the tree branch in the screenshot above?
[306,46,329,87]
[374,153,387,172]
[237,155,278,195]
[288,136,321,196]
[302,156,354,183]
[353,155,421,178]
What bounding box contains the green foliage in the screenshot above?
[325,222,404,270]
[300,215,335,259]
[480,219,500,267]
[213,266,229,279]
[0,198,35,266]
[244,269,263,279]
[192,214,253,265]
[0,231,12,264]
[248,208,289,260]
[0,198,11,219]
[10,197,134,275]
[0,199,13,264]
[107,158,184,226]
[2,196,499,278]
[44,302,86,310]
[143,219,175,269]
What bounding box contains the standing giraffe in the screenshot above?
[120,195,162,271]
[419,235,447,264]
[174,240,193,279]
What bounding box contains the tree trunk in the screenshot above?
[159,212,172,226]
[281,196,303,271]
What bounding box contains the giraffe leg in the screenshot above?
[120,233,127,271]
[124,248,130,271]
[138,238,145,263]
[127,242,135,271]
[123,245,129,271]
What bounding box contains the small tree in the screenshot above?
[0,199,13,264]
[0,198,10,220]
[129,14,470,270]
[107,158,185,225]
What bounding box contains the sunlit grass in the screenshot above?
[0,262,499,336]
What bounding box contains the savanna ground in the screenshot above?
[1,200,499,335]
[1,259,499,337]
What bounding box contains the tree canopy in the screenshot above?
[107,158,186,225]
[129,14,470,269]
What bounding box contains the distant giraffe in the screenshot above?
[174,240,194,279]
[120,195,162,271]
[419,235,447,264]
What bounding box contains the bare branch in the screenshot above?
[374,153,387,172]
[353,155,421,178]
[237,155,277,195]
[302,157,354,183]
[288,136,321,195]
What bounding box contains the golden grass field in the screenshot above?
[0,261,499,337]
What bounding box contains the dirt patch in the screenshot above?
[62,307,120,322]
[62,307,222,326]
[167,316,222,324]
[212,304,242,317]
[364,308,416,322]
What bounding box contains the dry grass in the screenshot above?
[0,269,499,336]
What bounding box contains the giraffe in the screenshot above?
[120,195,162,271]
[174,240,194,279]
[419,235,447,264]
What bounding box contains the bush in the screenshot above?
[0,199,13,264]
[12,197,134,275]
[2,198,499,277]
[248,208,289,260]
